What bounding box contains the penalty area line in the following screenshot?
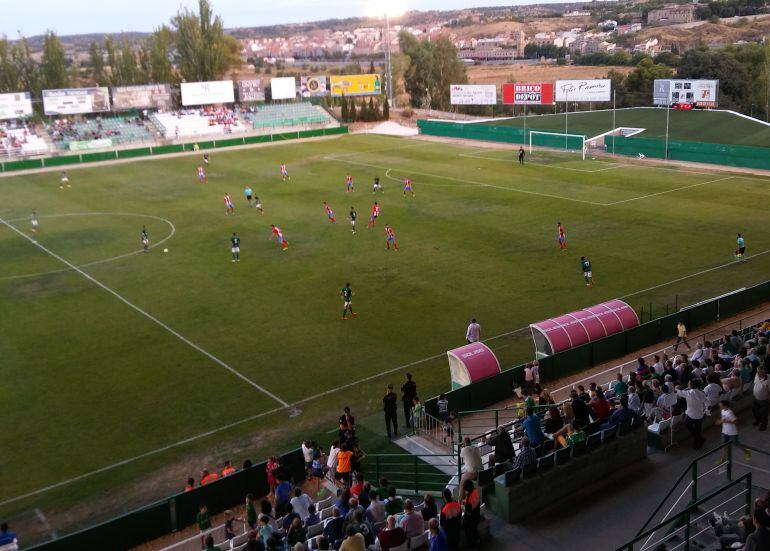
[0,216,290,409]
[326,156,606,206]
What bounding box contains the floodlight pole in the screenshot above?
[385,12,394,107]
[664,100,671,160]
[565,90,569,151]
[612,90,616,155]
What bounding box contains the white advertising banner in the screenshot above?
[554,79,612,102]
[270,77,297,100]
[43,87,110,115]
[180,80,235,106]
[450,84,497,105]
[0,92,33,119]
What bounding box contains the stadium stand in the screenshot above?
[242,102,332,131]
[151,106,246,138]
[0,125,49,157]
[47,116,153,149]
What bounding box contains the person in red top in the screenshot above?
[557,222,567,250]
[440,488,462,551]
[221,460,236,477]
[323,202,336,223]
[350,473,365,497]
[346,174,355,193]
[403,178,415,197]
[197,165,207,183]
[200,469,219,485]
[184,477,195,492]
[368,202,380,228]
[589,387,612,420]
[224,193,234,215]
[271,225,289,251]
[385,224,398,251]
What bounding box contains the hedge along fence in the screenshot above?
[28,448,305,551]
[0,126,348,174]
[417,119,584,150]
[424,279,770,417]
[605,135,770,171]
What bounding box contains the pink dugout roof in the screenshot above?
[529,299,640,356]
[447,342,502,388]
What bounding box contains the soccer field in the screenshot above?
[481,107,770,146]
[3,133,770,526]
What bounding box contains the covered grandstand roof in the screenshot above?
[529,299,640,357]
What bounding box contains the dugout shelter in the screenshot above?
[447,342,502,390]
[529,299,640,358]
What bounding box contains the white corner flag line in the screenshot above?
[0,216,289,408]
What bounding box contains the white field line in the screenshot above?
[618,247,770,301]
[325,155,607,206]
[0,216,289,408]
[0,212,176,281]
[1,143,766,505]
[605,176,736,206]
[4,245,769,506]
[458,151,623,173]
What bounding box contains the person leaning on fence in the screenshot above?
[674,320,692,352]
[677,380,708,450]
[410,396,424,434]
[459,437,482,499]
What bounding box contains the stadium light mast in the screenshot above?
[385,12,394,107]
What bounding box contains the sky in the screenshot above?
[0,0,565,37]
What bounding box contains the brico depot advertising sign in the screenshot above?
[502,83,554,105]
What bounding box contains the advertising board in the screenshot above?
[111,84,172,110]
[0,92,33,119]
[43,87,110,115]
[270,77,297,100]
[300,76,328,97]
[449,84,497,105]
[554,79,612,102]
[237,79,265,102]
[653,79,719,108]
[502,83,554,105]
[330,74,381,97]
[180,81,235,106]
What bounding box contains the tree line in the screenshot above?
[0,0,241,95]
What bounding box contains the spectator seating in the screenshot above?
[0,126,49,157]
[151,108,246,139]
[242,102,331,130]
[48,117,152,149]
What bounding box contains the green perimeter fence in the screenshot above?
[417,120,584,150]
[0,127,348,174]
[424,278,770,417]
[27,449,305,551]
[605,135,770,171]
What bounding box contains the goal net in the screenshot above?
[528,130,587,160]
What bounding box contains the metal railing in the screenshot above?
[617,473,753,551]
[456,402,557,443]
[414,410,456,450]
[369,453,457,496]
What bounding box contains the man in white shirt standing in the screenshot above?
[466,318,481,344]
[753,367,770,431]
[459,437,482,499]
[677,380,708,449]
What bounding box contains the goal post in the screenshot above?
[528,130,587,160]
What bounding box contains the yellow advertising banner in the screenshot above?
[330,74,381,97]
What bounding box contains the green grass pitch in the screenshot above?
[481,107,770,146]
[3,133,770,524]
